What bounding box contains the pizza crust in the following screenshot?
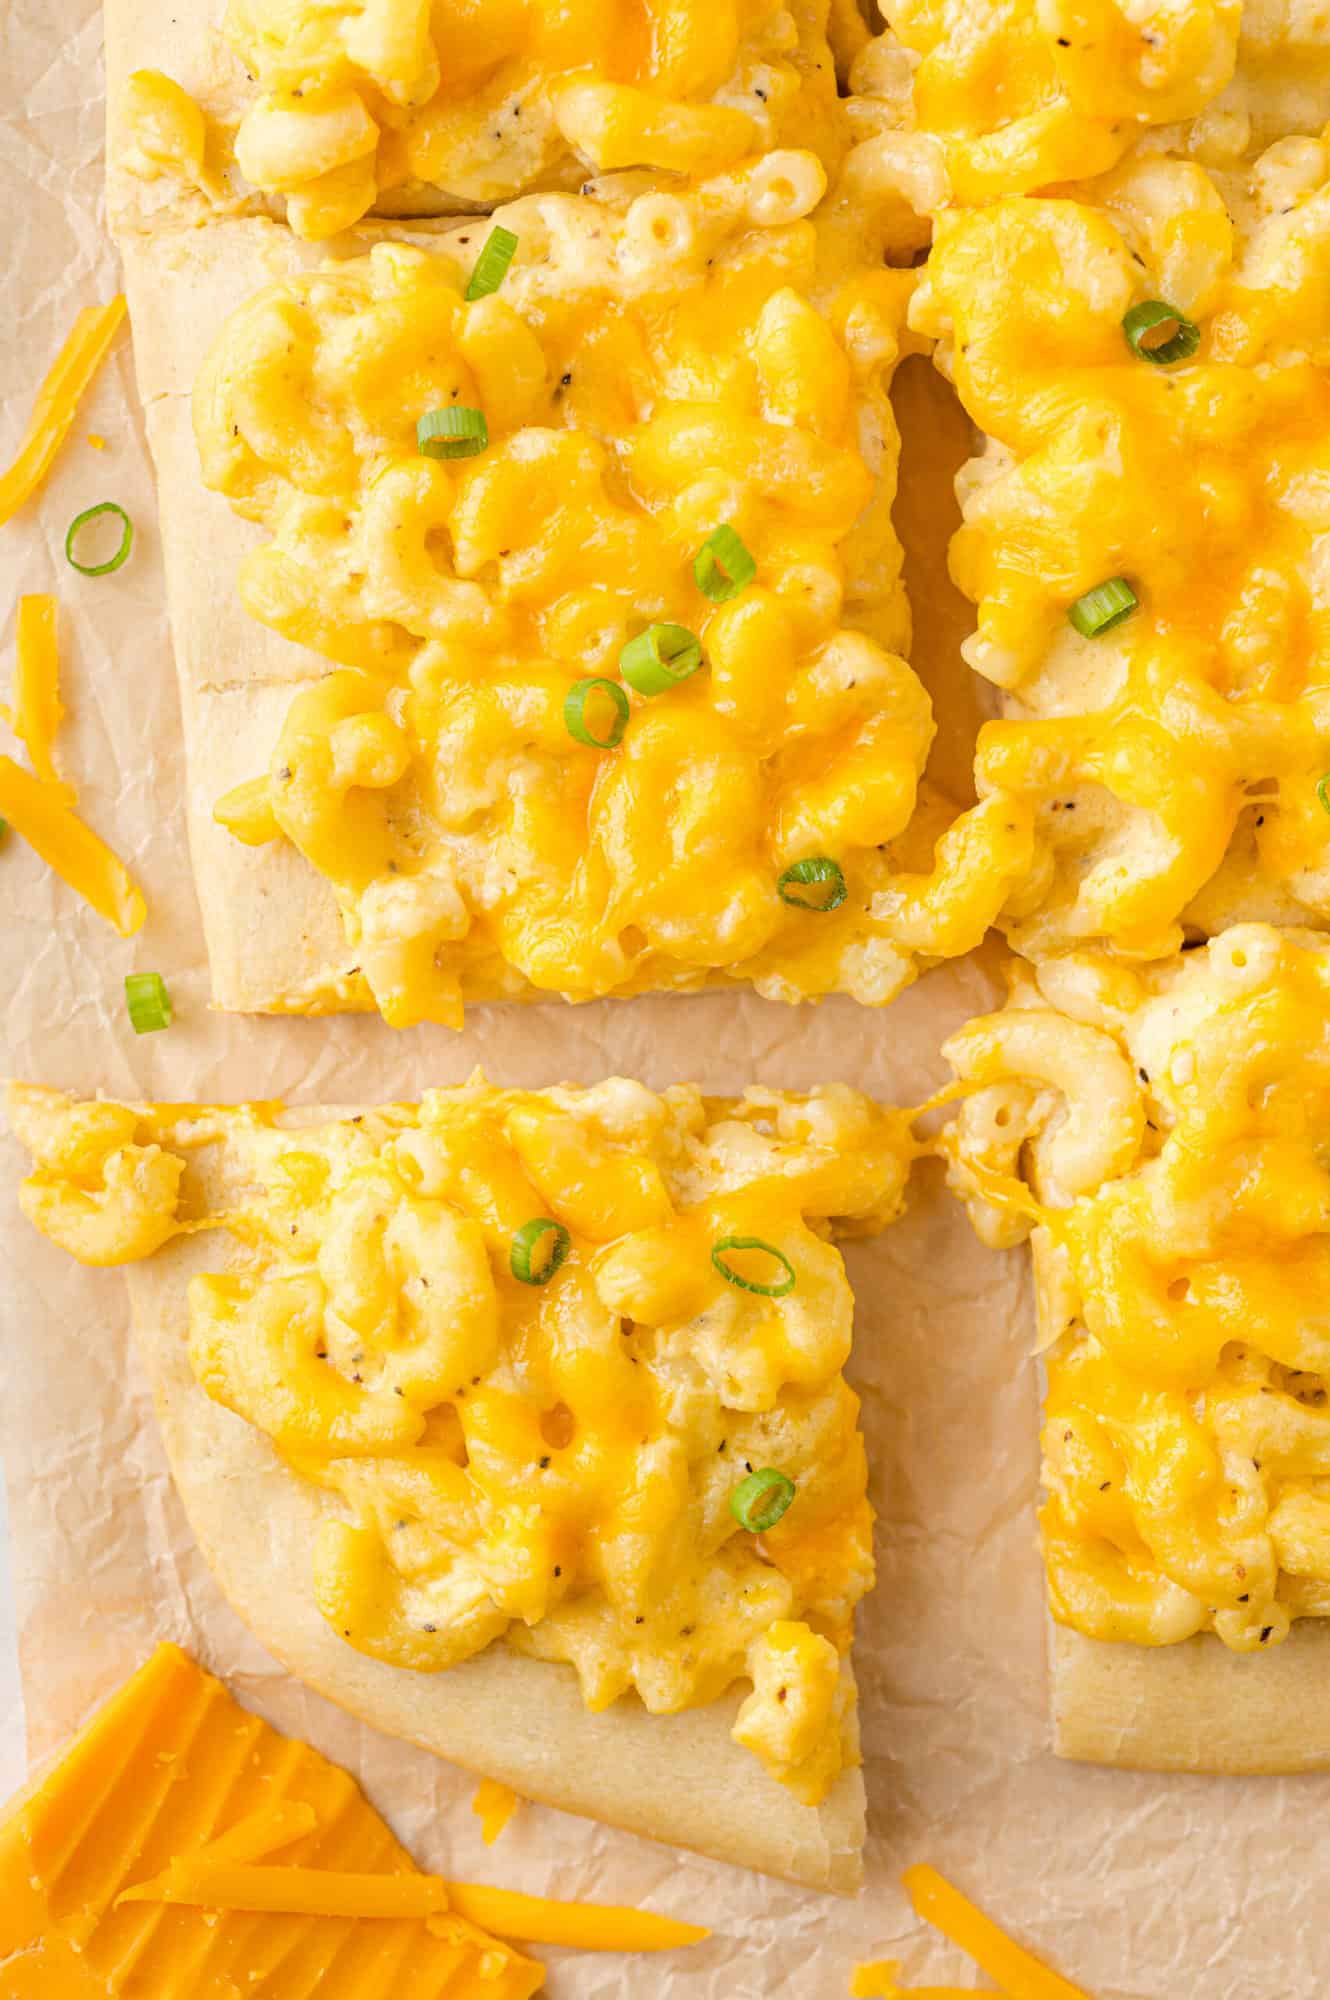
[118,1149,866,1891]
[1051,1617,1330,1773]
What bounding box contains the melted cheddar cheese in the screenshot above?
[911,141,1330,961]
[124,0,852,237]
[10,1077,919,1803]
[860,0,1330,214]
[195,181,1029,1026]
[943,924,1330,1653]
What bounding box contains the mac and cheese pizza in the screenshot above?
[857,0,1330,214]
[184,177,1030,1025]
[943,924,1330,1670]
[113,0,856,238]
[910,140,1330,963]
[10,1076,917,1815]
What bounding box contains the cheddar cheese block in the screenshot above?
[0,1641,544,1997]
[8,1075,921,1888]
[943,925,1330,1771]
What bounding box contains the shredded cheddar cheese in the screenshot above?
[0,591,147,934]
[472,1777,521,1845]
[10,1077,919,1803]
[0,754,146,937]
[905,1865,1090,2000]
[0,298,125,526]
[7,594,63,786]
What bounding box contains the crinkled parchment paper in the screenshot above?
[2,7,1328,1994]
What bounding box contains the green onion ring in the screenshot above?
[1122,299,1201,367]
[730,1468,797,1533]
[564,676,630,748]
[65,502,133,576]
[777,856,847,912]
[510,1217,571,1286]
[619,622,703,696]
[417,406,489,459]
[693,523,757,603]
[1318,775,1330,816]
[124,971,172,1034]
[711,1235,797,1297]
[1068,577,1138,639]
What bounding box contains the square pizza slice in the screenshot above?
[119,172,1027,1024]
[942,923,1330,1773]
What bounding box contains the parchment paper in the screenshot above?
[2,8,1328,1995]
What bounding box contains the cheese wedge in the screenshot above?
[0,1642,543,1997]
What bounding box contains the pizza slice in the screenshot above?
[942,923,1330,1772]
[8,1074,920,1888]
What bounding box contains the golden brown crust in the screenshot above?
[1051,1617,1330,1774]
[119,1141,865,1891]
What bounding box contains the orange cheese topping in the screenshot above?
[0,1643,544,1998]
[0,299,125,526]
[472,1777,521,1845]
[910,141,1330,961]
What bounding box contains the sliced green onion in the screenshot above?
[619,622,703,697]
[465,225,519,301]
[564,676,630,749]
[711,1235,797,1297]
[730,1468,797,1533]
[125,971,172,1034]
[66,502,133,576]
[777,856,847,912]
[1318,775,1330,816]
[417,407,489,459]
[1122,300,1201,366]
[510,1218,571,1286]
[1069,577,1137,638]
[693,524,756,603]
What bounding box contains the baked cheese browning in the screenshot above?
[120,0,853,237]
[942,924,1330,1654]
[910,141,1330,962]
[10,1077,919,1805]
[193,185,1031,1027]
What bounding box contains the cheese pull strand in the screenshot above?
[122,1859,710,1953]
[0,298,126,524]
[904,1866,1090,2000]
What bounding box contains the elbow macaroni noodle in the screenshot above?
[9,1078,919,1803]
[123,0,858,236]
[944,926,1330,1652]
